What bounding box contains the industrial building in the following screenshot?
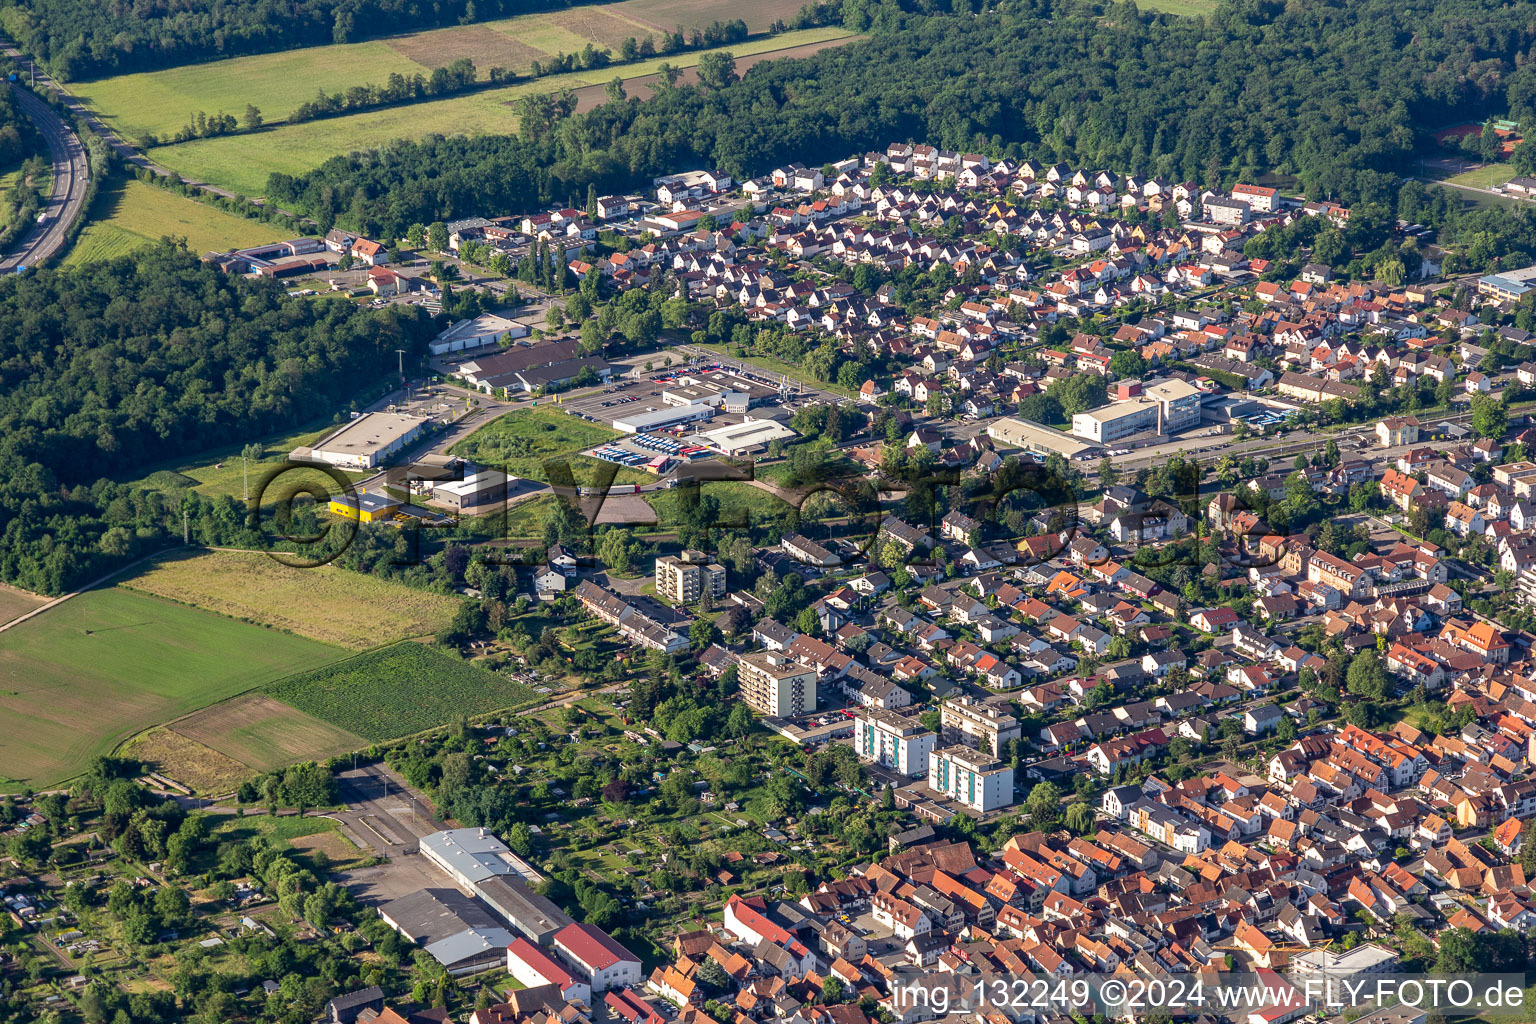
[928,746,1015,812]
[686,418,799,456]
[377,888,513,976]
[296,412,428,470]
[432,467,511,512]
[738,650,818,717]
[430,311,529,356]
[654,551,727,604]
[420,828,531,888]
[1070,378,1203,443]
[473,875,573,945]
[853,708,937,777]
[327,492,401,523]
[612,404,717,434]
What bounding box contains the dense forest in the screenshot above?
[5,0,614,80]
[0,244,438,593]
[268,0,1536,239]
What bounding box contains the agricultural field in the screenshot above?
[122,549,461,649]
[170,694,365,773]
[263,642,540,741]
[0,587,344,787]
[452,407,653,486]
[1137,0,1221,14]
[119,727,253,794]
[65,178,290,267]
[0,582,46,627]
[122,420,363,499]
[141,27,858,196]
[610,0,812,33]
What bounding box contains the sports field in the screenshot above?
[140,27,856,196]
[65,178,289,266]
[0,587,344,787]
[264,642,540,741]
[122,549,461,649]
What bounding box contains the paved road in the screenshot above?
[0,83,87,269]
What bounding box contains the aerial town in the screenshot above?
[6,0,1536,1016]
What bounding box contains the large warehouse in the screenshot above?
[611,404,717,434]
[293,412,427,470]
[687,418,799,455]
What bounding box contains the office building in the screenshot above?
[1070,379,1203,443]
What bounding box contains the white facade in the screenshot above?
[928,746,1014,812]
[853,709,936,777]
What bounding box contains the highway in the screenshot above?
[0,82,87,270]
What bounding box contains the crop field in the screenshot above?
[0,587,344,787]
[142,27,857,196]
[382,24,554,71]
[119,727,253,794]
[169,694,365,773]
[1137,0,1220,13]
[122,549,460,649]
[264,642,540,741]
[536,6,659,50]
[0,583,45,627]
[65,179,289,267]
[610,0,812,33]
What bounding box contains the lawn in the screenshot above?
[122,420,363,499]
[264,642,540,741]
[645,479,790,529]
[121,549,461,649]
[452,407,650,484]
[210,814,366,868]
[0,587,344,787]
[65,178,290,266]
[142,28,857,196]
[1136,0,1220,14]
[1441,161,1513,190]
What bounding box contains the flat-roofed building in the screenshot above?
[298,412,428,470]
[854,708,936,777]
[1290,943,1399,978]
[687,418,799,455]
[472,875,573,945]
[654,551,726,604]
[430,312,529,356]
[1071,379,1202,442]
[986,416,1094,457]
[433,468,510,512]
[738,650,818,717]
[378,888,513,976]
[420,828,524,889]
[940,696,1021,757]
[929,746,1014,812]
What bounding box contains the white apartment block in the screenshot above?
[853,709,936,777]
[929,746,1015,812]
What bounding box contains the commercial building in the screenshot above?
[654,551,726,605]
[430,312,529,356]
[686,418,799,456]
[853,709,937,777]
[1479,264,1536,302]
[1070,379,1203,443]
[929,746,1015,812]
[612,404,717,434]
[738,650,818,717]
[432,468,511,512]
[327,492,401,524]
[298,412,428,470]
[985,416,1094,457]
[377,889,513,976]
[473,875,573,945]
[940,696,1021,757]
[552,923,642,993]
[1290,943,1399,978]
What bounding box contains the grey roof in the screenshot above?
[474,875,574,942]
[424,926,516,970]
[420,828,520,885]
[379,888,503,946]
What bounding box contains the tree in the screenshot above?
[427,221,449,252]
[1471,393,1508,439]
[1064,802,1095,834]
[1027,781,1061,823]
[242,104,263,130]
[696,51,737,89]
[1346,650,1388,700]
[689,617,720,651]
[1098,457,1119,488]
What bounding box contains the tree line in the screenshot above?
[265,0,1536,243]
[0,244,438,594]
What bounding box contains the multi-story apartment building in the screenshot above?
[940,696,1022,757]
[738,651,817,717]
[654,550,727,604]
[853,708,936,777]
[929,746,1015,812]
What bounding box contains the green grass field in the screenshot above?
[1440,161,1512,189]
[264,642,540,741]
[645,479,790,529]
[140,28,856,196]
[65,178,291,266]
[452,407,655,485]
[122,420,362,499]
[122,549,461,649]
[1137,0,1220,14]
[0,588,344,787]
